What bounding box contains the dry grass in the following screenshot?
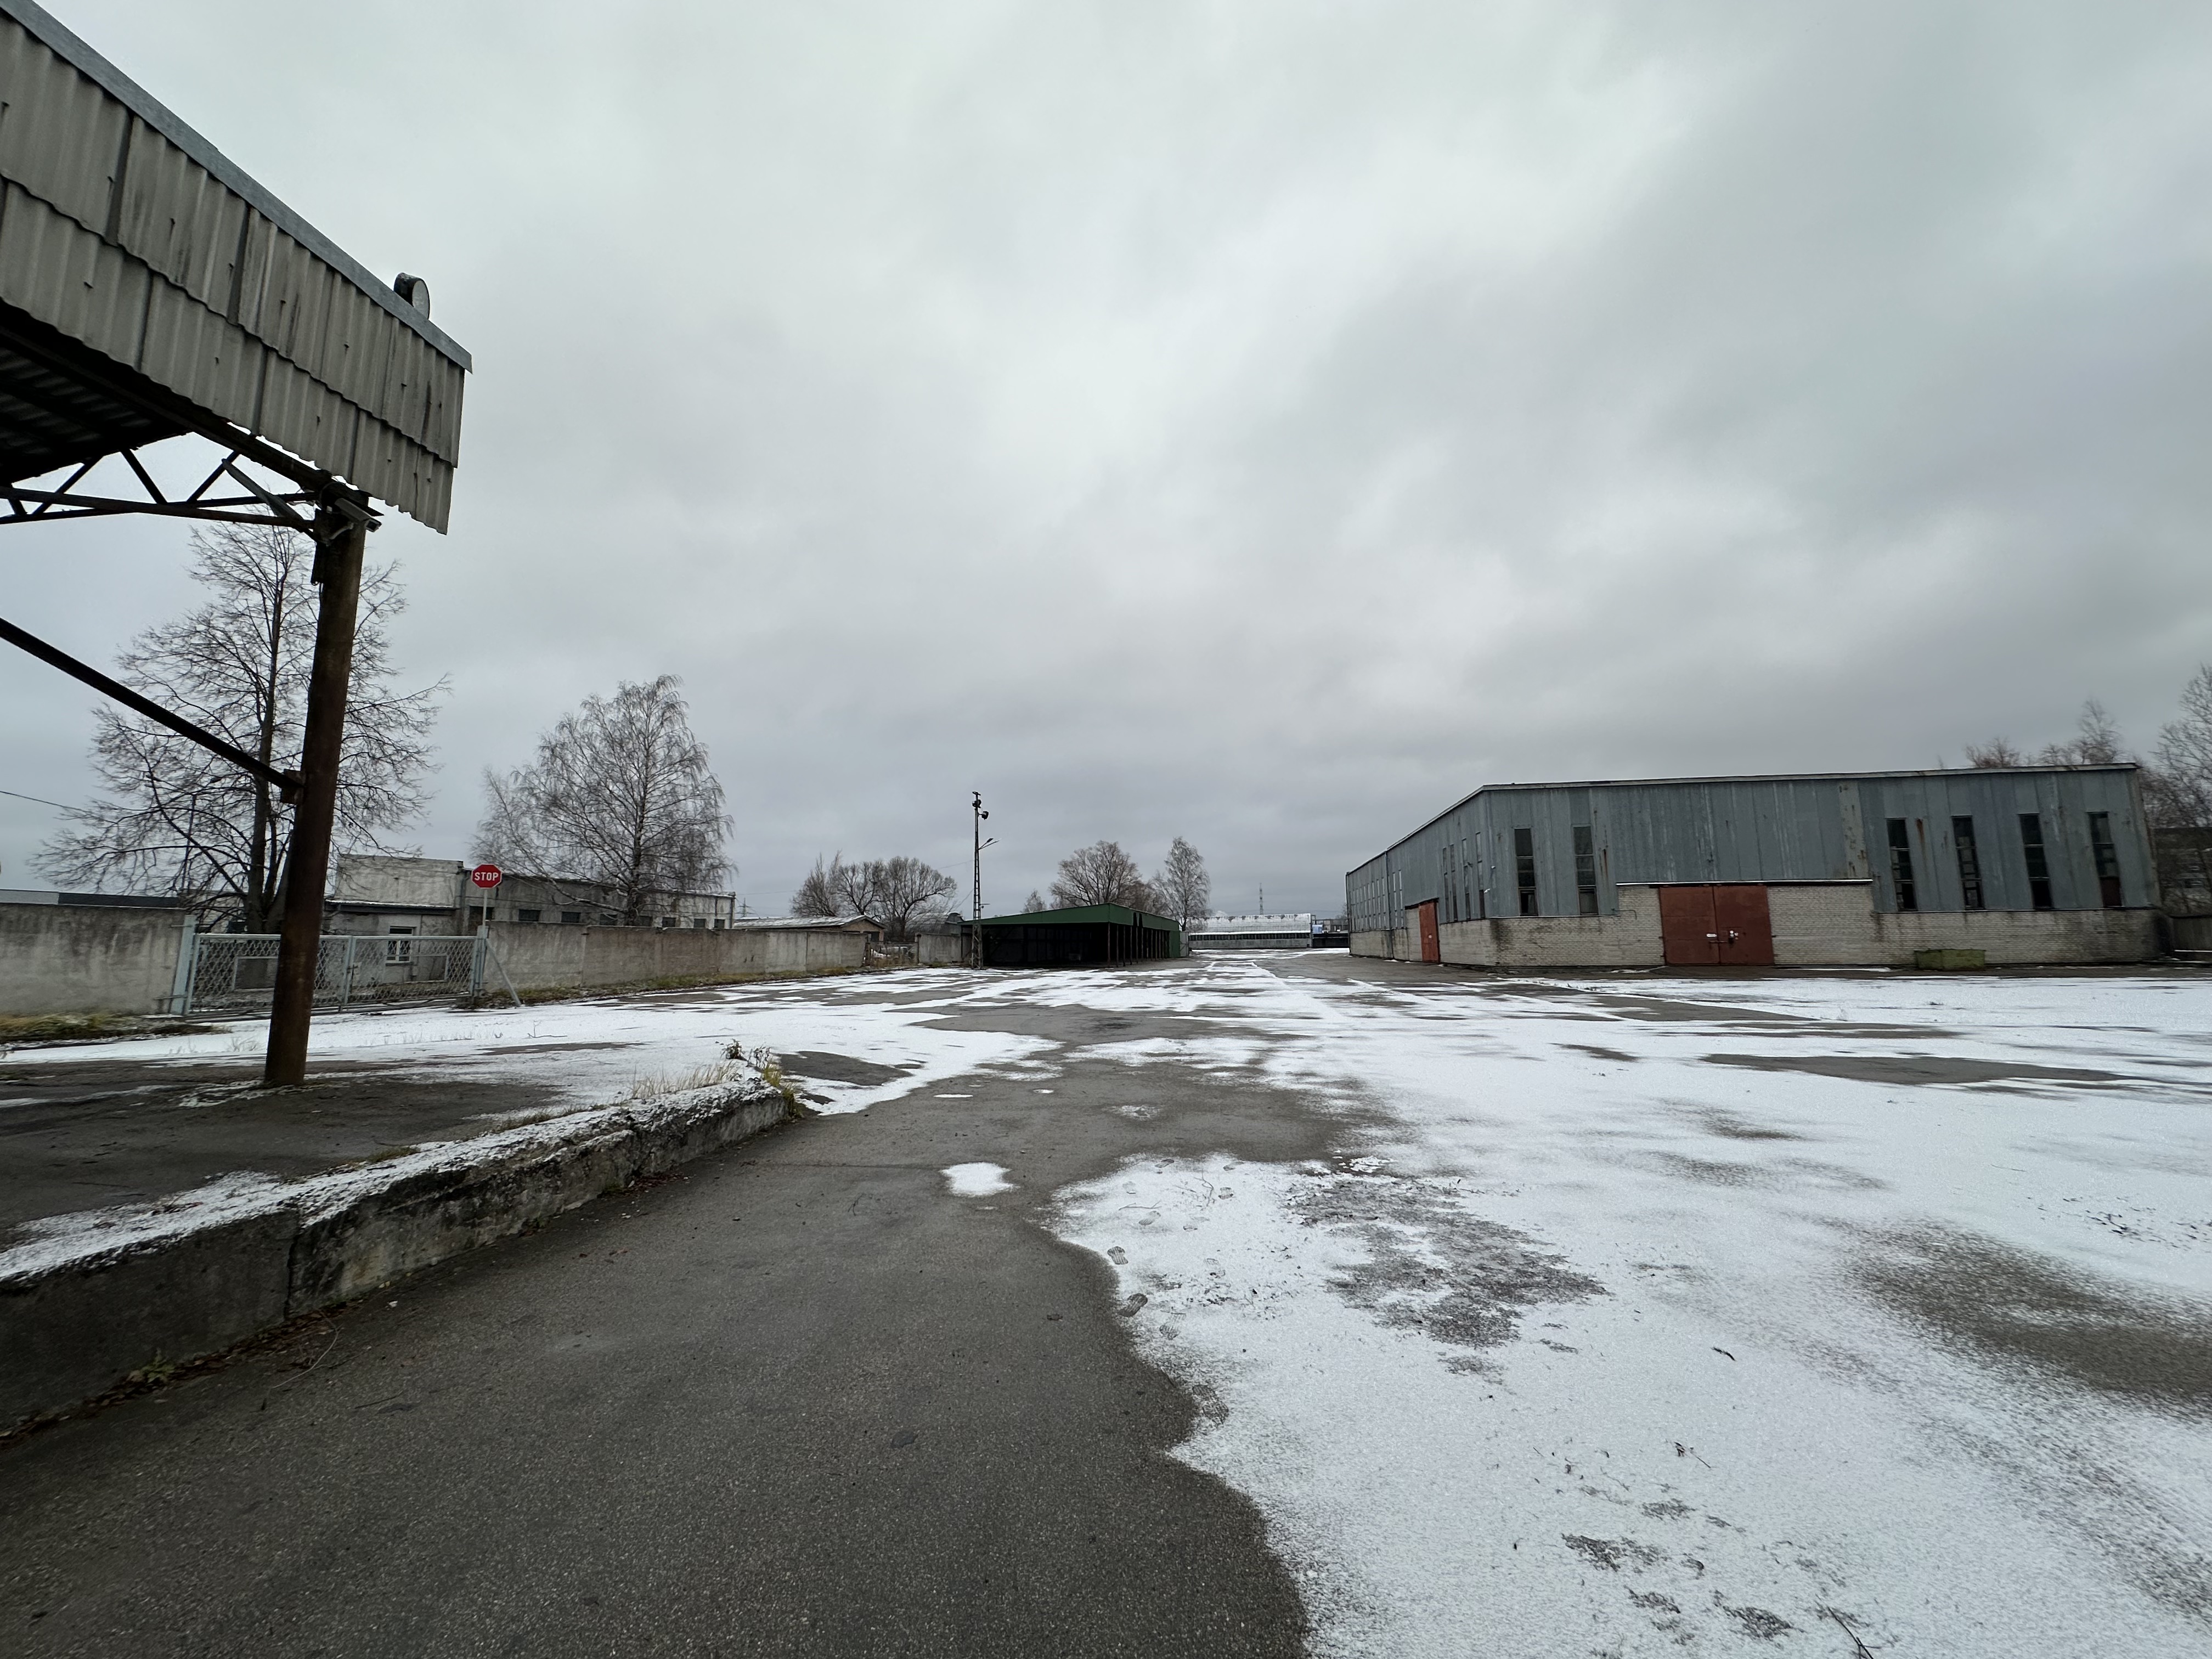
[625,1058,753,1100]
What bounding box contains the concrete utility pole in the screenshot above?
[263,501,370,1087]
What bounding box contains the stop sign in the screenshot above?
[470,862,503,889]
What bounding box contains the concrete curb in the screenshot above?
[0,1074,795,1434]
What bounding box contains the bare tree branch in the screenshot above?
[475,675,729,922]
[36,523,444,927]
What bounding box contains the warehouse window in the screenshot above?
[561,911,583,926]
[1887,819,1917,911]
[517,908,541,924]
[1442,841,1458,921]
[2087,812,2123,908]
[1514,827,1538,916]
[2019,814,2054,910]
[1952,817,1983,910]
[1572,826,1599,915]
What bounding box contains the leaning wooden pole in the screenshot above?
[263,503,368,1088]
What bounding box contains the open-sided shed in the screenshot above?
[0,0,471,1084]
[978,904,1182,967]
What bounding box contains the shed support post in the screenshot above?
[263,505,366,1087]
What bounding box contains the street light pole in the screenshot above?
[971,791,993,969]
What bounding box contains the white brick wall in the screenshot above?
[1350,886,2155,968]
[1769,883,2157,964]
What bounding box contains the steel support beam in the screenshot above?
[263,505,366,1088]
[0,612,301,797]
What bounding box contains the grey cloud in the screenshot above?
[5,0,2208,916]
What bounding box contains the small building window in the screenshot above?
[661,915,679,929]
[2019,813,2054,910]
[517,909,541,925]
[2087,811,2123,908]
[691,917,709,929]
[1572,826,1599,916]
[1514,827,1538,917]
[1887,819,1917,912]
[1952,817,1983,910]
[561,911,583,926]
[386,926,415,965]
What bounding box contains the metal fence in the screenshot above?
[177,933,498,1015]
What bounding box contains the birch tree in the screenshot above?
[38,523,443,927]
[476,675,729,922]
[1152,836,1210,932]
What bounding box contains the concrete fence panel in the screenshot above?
[0,903,187,1017]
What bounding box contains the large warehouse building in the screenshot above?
[1347,765,2159,969]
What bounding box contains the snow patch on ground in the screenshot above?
[6,970,1049,1119]
[1050,960,2212,1658]
[943,1163,1014,1197]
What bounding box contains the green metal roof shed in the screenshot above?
[977,904,1182,967]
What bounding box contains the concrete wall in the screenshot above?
[917,932,967,966]
[0,904,185,1016]
[1768,885,2159,966]
[1354,884,2158,969]
[2172,916,2212,952]
[484,921,866,993]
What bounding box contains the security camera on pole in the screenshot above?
[971,792,995,969]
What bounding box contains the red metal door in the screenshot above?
[1417,900,1441,963]
[1658,886,1718,965]
[1711,884,1774,966]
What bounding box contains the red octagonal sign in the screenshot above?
[470,862,503,889]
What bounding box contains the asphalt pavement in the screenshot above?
[0,973,1340,1658]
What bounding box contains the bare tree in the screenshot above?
[2148,665,2212,909]
[38,523,443,927]
[2039,699,2129,766]
[866,856,958,941]
[790,852,955,939]
[1022,890,1046,912]
[792,854,852,918]
[476,675,729,922]
[1152,836,1210,932]
[1964,737,2024,768]
[1051,840,1156,911]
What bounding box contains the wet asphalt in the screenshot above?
[0,971,1346,1659]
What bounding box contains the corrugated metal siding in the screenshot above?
[1345,768,2154,925]
[0,6,466,530]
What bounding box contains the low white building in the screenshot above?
[1186,913,1317,951]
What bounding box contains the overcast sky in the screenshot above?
[5,0,2210,917]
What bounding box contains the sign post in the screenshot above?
[470,862,503,931]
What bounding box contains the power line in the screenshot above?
[0,786,71,810]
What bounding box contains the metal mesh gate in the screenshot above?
[179,933,486,1014]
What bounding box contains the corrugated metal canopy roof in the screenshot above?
[0,1,470,529]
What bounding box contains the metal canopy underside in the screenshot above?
[0,302,183,481]
[0,0,469,531]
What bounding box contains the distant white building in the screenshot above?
[1186,912,1317,951]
